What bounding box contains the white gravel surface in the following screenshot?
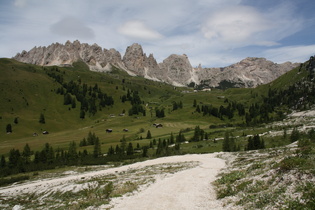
[0,153,226,209]
[108,153,226,210]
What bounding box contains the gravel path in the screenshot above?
[0,154,226,209]
[109,153,226,210]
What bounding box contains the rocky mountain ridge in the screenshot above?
[13,40,299,88]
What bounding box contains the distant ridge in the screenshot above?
[14,40,299,88]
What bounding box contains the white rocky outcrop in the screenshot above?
[193,57,299,88]
[14,41,299,88]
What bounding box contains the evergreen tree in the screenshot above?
[172,101,178,111]
[22,143,32,164]
[170,132,175,144]
[196,105,201,113]
[126,142,134,155]
[253,134,261,149]
[222,132,232,152]
[246,134,265,150]
[64,93,72,105]
[146,130,152,139]
[247,137,254,150]
[80,110,85,119]
[175,143,180,151]
[290,127,300,143]
[0,155,6,168]
[193,99,197,107]
[47,145,55,164]
[115,145,121,155]
[34,151,40,164]
[107,146,115,156]
[71,97,76,108]
[260,138,265,149]
[8,148,21,167]
[39,113,45,124]
[93,137,101,158]
[205,132,209,140]
[80,137,87,147]
[120,135,127,155]
[176,131,186,143]
[142,146,148,157]
[179,101,183,109]
[6,124,12,133]
[68,141,78,161]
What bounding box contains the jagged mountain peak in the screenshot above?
[13,41,299,88]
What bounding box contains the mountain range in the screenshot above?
[13,40,299,88]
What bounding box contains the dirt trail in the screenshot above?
[109,153,226,210]
[0,154,226,209]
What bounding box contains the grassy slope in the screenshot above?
[0,58,302,156]
[0,59,224,154]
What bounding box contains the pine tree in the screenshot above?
[80,110,85,119]
[68,141,78,161]
[120,135,127,155]
[39,113,45,124]
[126,142,134,155]
[170,133,174,144]
[290,127,300,143]
[0,155,6,168]
[253,135,261,149]
[8,148,21,167]
[71,98,76,108]
[142,146,148,157]
[222,132,231,152]
[93,137,101,158]
[196,105,201,113]
[22,143,32,164]
[205,132,209,140]
[107,146,115,156]
[146,130,152,139]
[6,124,12,133]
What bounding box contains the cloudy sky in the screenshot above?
[1,0,315,67]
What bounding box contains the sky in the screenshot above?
[1,0,315,67]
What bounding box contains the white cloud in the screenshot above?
[14,0,27,7]
[201,4,304,49]
[118,20,163,40]
[263,45,315,64]
[202,6,271,43]
[50,16,95,39]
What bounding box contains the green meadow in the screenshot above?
[0,57,307,156]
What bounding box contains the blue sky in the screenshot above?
[0,0,315,67]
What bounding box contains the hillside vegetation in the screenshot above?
[0,56,315,176]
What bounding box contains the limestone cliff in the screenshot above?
[13,41,299,88]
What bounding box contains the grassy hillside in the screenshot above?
[0,59,226,154]
[0,57,311,157]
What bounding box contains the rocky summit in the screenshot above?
[14,40,299,88]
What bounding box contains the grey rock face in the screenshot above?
[14,40,122,72]
[159,54,194,86]
[194,57,299,88]
[14,41,299,88]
